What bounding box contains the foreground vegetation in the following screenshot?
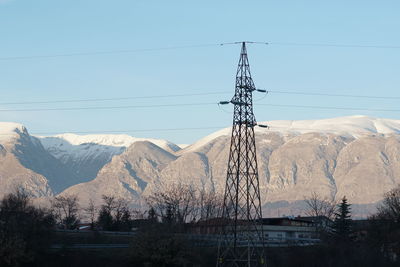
[1,185,400,266]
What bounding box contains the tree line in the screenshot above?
[49,183,223,231]
[1,183,400,266]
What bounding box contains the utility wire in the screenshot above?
[265,90,400,100]
[221,41,400,49]
[1,41,399,61]
[0,102,216,112]
[268,42,400,49]
[0,101,399,113]
[220,41,269,46]
[2,89,400,106]
[0,43,221,61]
[259,103,400,112]
[266,125,368,132]
[0,92,231,105]
[30,126,224,135]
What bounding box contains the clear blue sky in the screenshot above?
[0,0,399,144]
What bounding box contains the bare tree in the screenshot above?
[97,195,132,231]
[146,183,198,224]
[146,183,224,226]
[113,197,131,230]
[51,194,80,229]
[132,208,147,220]
[369,185,400,258]
[376,185,400,221]
[84,199,97,229]
[304,192,336,220]
[198,189,223,221]
[303,192,337,237]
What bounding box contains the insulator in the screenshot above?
[219,101,230,105]
[258,124,269,128]
[256,89,267,93]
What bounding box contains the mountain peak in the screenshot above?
[40,133,181,153]
[263,115,400,136]
[0,122,28,142]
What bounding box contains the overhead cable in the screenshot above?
[0,102,398,113]
[266,90,400,100]
[1,41,400,61]
[268,41,400,49]
[0,92,231,105]
[30,126,224,135]
[260,103,400,112]
[2,89,400,106]
[0,43,221,61]
[0,102,216,112]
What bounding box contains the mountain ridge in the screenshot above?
[1,115,400,217]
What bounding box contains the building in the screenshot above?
[261,217,321,246]
[189,216,324,247]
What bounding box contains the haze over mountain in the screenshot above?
[1,115,400,217]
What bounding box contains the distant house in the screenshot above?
[260,217,320,245]
[300,216,334,230]
[189,216,323,246]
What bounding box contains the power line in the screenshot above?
[259,103,400,112]
[220,41,269,46]
[268,41,400,49]
[0,102,216,112]
[1,41,399,61]
[266,90,400,100]
[0,43,221,61]
[2,89,400,106]
[29,126,223,136]
[266,125,369,132]
[222,41,400,49]
[0,92,231,105]
[0,101,399,113]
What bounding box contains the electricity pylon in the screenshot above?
[217,42,266,266]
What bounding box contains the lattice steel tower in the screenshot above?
[217,42,266,266]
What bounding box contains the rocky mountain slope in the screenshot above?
[62,141,177,206]
[1,116,400,217]
[0,122,53,197]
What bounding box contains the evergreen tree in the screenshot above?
[333,196,352,240]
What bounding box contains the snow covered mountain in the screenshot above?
[61,141,177,206]
[0,124,181,197]
[56,116,400,217]
[2,115,400,217]
[38,133,181,185]
[184,115,400,152]
[0,123,56,197]
[39,133,181,154]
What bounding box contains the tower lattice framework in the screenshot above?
[217,42,266,267]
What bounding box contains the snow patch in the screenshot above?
[0,122,28,142]
[46,133,178,150]
[38,133,180,162]
[184,116,400,152]
[265,115,400,136]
